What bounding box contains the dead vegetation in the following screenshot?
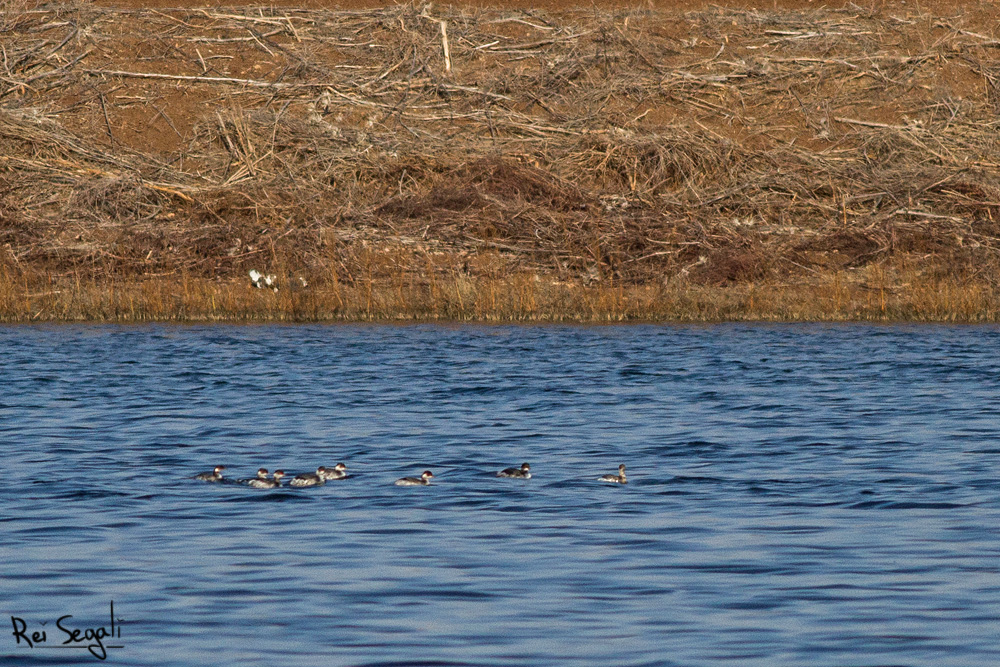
[2,2,1000,320]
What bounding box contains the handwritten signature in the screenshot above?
[11,600,123,660]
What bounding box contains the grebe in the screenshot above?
[290,467,327,487]
[248,470,285,488]
[239,468,269,484]
[497,462,531,479]
[598,464,627,484]
[319,462,348,480]
[395,470,433,486]
[195,465,225,482]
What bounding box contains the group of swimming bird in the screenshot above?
[194,462,628,486]
[195,463,347,487]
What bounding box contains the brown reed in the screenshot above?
[2,265,999,323]
[1,2,1000,322]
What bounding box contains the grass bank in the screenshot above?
[2,2,1000,321]
[3,269,1000,322]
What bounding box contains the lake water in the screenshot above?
[2,324,1000,666]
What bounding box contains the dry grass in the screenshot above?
[2,269,999,323]
[2,2,1000,321]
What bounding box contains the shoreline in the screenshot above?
[3,273,999,323]
[3,2,1000,321]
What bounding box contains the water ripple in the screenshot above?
[2,324,1000,666]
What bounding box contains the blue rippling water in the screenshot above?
[1,324,1000,666]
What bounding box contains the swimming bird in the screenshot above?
[238,468,269,485]
[248,470,285,489]
[395,470,434,486]
[497,462,531,479]
[598,464,627,484]
[319,462,348,480]
[195,465,225,482]
[290,467,327,487]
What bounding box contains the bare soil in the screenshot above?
[2,0,1000,320]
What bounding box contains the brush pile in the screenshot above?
[2,1,1000,292]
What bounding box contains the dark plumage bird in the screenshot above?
[598,464,627,484]
[290,467,328,487]
[319,462,348,480]
[248,470,285,488]
[195,465,225,482]
[497,462,531,479]
[395,470,434,486]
